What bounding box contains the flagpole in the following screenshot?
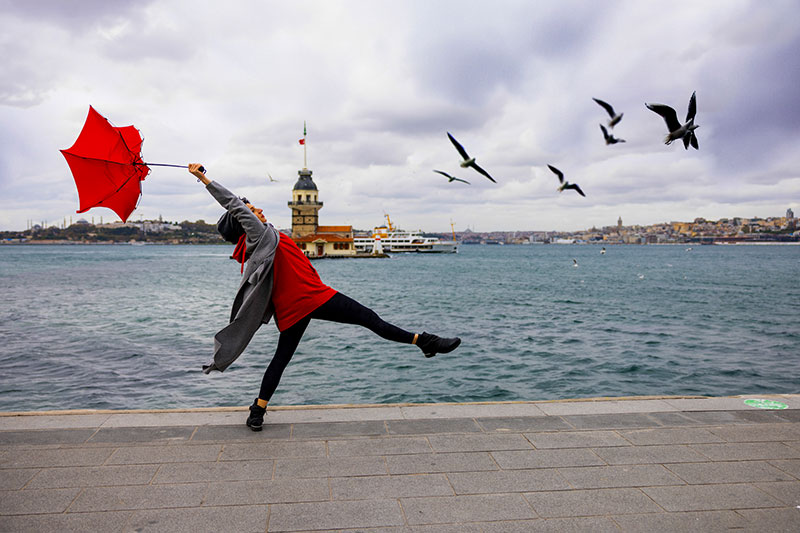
[303,120,307,170]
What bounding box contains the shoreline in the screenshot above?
[1,393,793,417]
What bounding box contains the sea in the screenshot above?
[0,243,798,412]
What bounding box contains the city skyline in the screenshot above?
[1,1,798,232]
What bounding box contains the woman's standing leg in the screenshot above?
[246,316,310,431]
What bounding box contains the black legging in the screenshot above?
[258,292,415,401]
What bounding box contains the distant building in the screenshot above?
[788,208,795,220]
[287,167,354,258]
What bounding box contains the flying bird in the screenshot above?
[447,132,497,183]
[645,91,699,149]
[592,98,623,128]
[433,170,470,184]
[268,173,278,182]
[600,124,625,145]
[573,259,579,267]
[548,165,586,197]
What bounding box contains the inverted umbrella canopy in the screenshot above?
[60,106,154,222]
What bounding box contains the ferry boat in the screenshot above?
[353,215,458,254]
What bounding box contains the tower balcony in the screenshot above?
[288,200,323,207]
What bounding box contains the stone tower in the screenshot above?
[288,168,322,239]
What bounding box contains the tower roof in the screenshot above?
[293,168,317,191]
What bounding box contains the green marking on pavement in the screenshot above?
[744,399,788,410]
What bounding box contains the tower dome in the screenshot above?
[293,169,317,191]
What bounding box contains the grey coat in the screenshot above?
[202,180,280,374]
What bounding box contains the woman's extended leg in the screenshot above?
[309,292,415,343]
[309,292,460,357]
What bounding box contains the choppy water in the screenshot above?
[0,243,798,411]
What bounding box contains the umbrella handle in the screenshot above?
[138,162,205,173]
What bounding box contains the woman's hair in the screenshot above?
[216,196,250,244]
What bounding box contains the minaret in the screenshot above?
[289,123,323,238]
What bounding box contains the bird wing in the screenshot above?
[447,132,470,160]
[453,177,471,184]
[547,164,564,183]
[433,169,454,179]
[690,132,699,150]
[683,134,691,150]
[686,91,697,122]
[645,103,681,132]
[471,162,496,183]
[565,183,586,197]
[599,124,610,140]
[593,98,615,118]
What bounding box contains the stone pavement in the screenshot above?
[1,395,799,532]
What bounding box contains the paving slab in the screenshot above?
[124,504,268,533]
[69,483,207,512]
[0,414,110,431]
[492,448,605,469]
[401,493,536,525]
[274,455,388,478]
[447,468,571,494]
[26,464,158,489]
[524,487,662,518]
[0,487,81,515]
[736,507,800,533]
[2,395,800,531]
[0,510,133,533]
[330,473,453,500]
[753,481,800,506]
[535,399,676,416]
[203,478,330,505]
[524,430,630,449]
[386,452,498,475]
[268,499,404,531]
[0,428,96,446]
[475,415,572,432]
[327,436,432,457]
[426,433,533,452]
[561,413,661,430]
[618,427,724,446]
[665,460,796,484]
[400,403,546,419]
[0,468,38,490]
[689,442,800,461]
[642,483,783,512]
[611,510,746,532]
[556,464,684,489]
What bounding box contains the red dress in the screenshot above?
[271,233,337,331]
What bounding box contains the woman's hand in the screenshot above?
[188,163,210,185]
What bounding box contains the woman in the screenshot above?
[189,164,461,431]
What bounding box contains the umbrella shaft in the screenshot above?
[138,162,186,169]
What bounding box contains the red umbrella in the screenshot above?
[60,106,189,222]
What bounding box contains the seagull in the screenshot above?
[645,91,699,149]
[592,98,623,128]
[268,173,278,182]
[548,165,586,197]
[433,170,470,184]
[600,124,626,145]
[573,259,579,267]
[601,247,606,255]
[447,132,497,183]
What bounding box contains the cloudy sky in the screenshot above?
[1,0,798,232]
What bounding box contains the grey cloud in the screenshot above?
[0,0,152,32]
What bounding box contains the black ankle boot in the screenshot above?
[246,399,266,431]
[417,332,461,358]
